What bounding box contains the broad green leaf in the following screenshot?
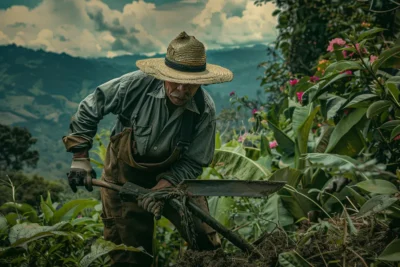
[80,239,145,267]
[325,60,363,74]
[357,195,398,217]
[387,83,400,107]
[297,106,320,155]
[215,131,221,149]
[377,239,400,261]
[71,217,95,226]
[379,120,400,131]
[278,251,309,267]
[279,194,308,220]
[326,108,366,152]
[45,191,54,211]
[268,121,295,156]
[9,221,70,244]
[343,94,377,109]
[256,156,273,171]
[292,105,309,132]
[260,134,272,157]
[208,196,234,227]
[0,215,7,236]
[268,167,302,187]
[314,126,333,153]
[12,231,70,247]
[330,128,365,157]
[279,155,295,169]
[40,196,54,223]
[5,213,19,226]
[51,199,99,224]
[346,186,366,206]
[262,194,294,232]
[211,149,271,180]
[327,96,346,119]
[244,147,261,160]
[356,180,399,195]
[305,153,359,172]
[373,45,400,73]
[0,202,38,223]
[386,76,400,85]
[391,125,400,140]
[220,139,246,155]
[312,73,352,101]
[357,28,385,41]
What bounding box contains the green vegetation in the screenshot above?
[1,1,400,266]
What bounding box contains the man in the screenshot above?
[63,31,233,266]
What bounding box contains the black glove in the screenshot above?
[67,158,96,193]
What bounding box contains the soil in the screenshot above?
[176,216,398,267]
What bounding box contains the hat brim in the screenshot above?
[136,58,233,85]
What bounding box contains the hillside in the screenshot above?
[0,44,269,178]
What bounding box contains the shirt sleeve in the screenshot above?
[167,113,216,185]
[62,74,129,152]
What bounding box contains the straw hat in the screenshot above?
[136,32,233,84]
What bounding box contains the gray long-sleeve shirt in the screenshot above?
[63,70,216,183]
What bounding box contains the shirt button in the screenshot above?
[153,146,158,151]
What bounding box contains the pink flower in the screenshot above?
[229,91,235,96]
[342,49,348,58]
[252,108,258,115]
[355,43,367,54]
[370,55,378,64]
[289,79,299,86]
[327,38,346,52]
[341,70,353,75]
[296,92,304,103]
[394,135,400,141]
[269,140,278,149]
[309,76,320,83]
[238,133,248,143]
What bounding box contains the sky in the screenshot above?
[0,0,277,58]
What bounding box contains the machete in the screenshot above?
[91,179,286,257]
[179,179,285,197]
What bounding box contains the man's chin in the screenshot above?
[170,96,188,106]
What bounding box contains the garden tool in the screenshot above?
[91,179,285,257]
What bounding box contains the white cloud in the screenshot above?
[192,1,277,48]
[0,31,10,45]
[0,0,277,57]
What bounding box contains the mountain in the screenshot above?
[0,44,269,179]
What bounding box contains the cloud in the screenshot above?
[0,0,277,57]
[192,0,277,49]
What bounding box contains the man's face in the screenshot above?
[164,81,200,106]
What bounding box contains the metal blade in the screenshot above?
[180,179,286,197]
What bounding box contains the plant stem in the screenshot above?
[347,247,368,267]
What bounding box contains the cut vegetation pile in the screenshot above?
[177,216,398,266]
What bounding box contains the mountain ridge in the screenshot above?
[0,43,270,178]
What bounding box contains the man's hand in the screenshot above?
[152,179,172,190]
[67,158,96,193]
[138,179,172,220]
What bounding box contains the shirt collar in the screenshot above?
[147,82,200,114]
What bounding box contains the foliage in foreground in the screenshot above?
[1,16,400,267]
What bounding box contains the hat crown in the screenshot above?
[166,31,206,67]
